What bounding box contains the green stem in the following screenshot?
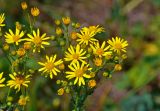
[6,88,11,102]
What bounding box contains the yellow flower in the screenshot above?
[65,44,87,65]
[0,72,5,87]
[85,25,104,34]
[114,64,122,71]
[56,27,63,35]
[18,95,29,106]
[57,88,64,95]
[31,7,40,16]
[38,55,63,79]
[94,58,103,67]
[88,80,96,88]
[0,13,5,27]
[58,63,65,70]
[55,19,61,25]
[66,62,91,86]
[15,22,22,30]
[77,27,98,45]
[25,29,50,52]
[107,37,128,54]
[90,41,111,57]
[17,48,26,57]
[4,28,25,45]
[3,44,10,51]
[70,32,77,40]
[23,42,31,50]
[7,72,31,92]
[62,17,71,25]
[21,2,27,10]
[75,23,81,28]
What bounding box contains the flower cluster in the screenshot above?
[0,1,128,111]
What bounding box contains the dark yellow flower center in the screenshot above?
[15,76,24,85]
[72,54,79,59]
[75,69,84,77]
[114,43,122,49]
[34,36,42,46]
[45,62,54,70]
[96,48,104,55]
[83,35,90,40]
[13,35,20,42]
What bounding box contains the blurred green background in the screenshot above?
[0,0,160,111]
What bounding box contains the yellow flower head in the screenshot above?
[23,42,31,50]
[90,41,111,57]
[66,62,92,86]
[62,17,71,25]
[94,58,103,67]
[25,29,50,52]
[70,32,77,40]
[21,2,28,10]
[31,7,40,16]
[107,37,128,54]
[18,95,29,106]
[65,44,87,65]
[0,13,5,27]
[77,26,98,45]
[88,25,104,33]
[57,88,64,95]
[55,19,61,25]
[0,72,5,87]
[56,27,63,35]
[4,28,25,45]
[17,48,26,57]
[38,55,63,79]
[7,72,31,92]
[15,22,22,30]
[114,64,122,71]
[88,80,96,88]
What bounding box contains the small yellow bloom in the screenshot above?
[23,42,31,50]
[38,55,63,79]
[55,19,61,25]
[0,13,5,27]
[65,44,87,65]
[31,7,40,16]
[105,53,112,60]
[4,28,25,45]
[114,64,122,71]
[3,44,10,51]
[21,2,28,10]
[56,27,63,35]
[18,95,29,106]
[57,88,64,95]
[25,29,50,52]
[90,72,95,78]
[122,54,127,59]
[107,37,128,54]
[94,58,103,67]
[70,32,77,40]
[17,48,26,57]
[0,72,5,87]
[62,17,71,25]
[7,72,31,92]
[75,23,81,28]
[88,25,104,34]
[66,62,92,86]
[90,41,111,58]
[15,22,22,30]
[59,63,65,70]
[88,80,96,88]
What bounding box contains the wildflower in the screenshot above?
[38,55,63,79]
[88,80,96,88]
[114,64,122,71]
[90,72,95,78]
[70,32,77,40]
[59,63,65,70]
[56,27,63,35]
[4,28,25,45]
[62,17,71,25]
[94,58,103,67]
[7,72,31,92]
[57,88,64,95]
[75,23,81,28]
[105,53,112,60]
[122,54,127,59]
[21,2,27,10]
[17,48,25,57]
[107,37,128,54]
[15,22,22,30]
[90,41,111,58]
[3,44,10,51]
[0,13,5,27]
[66,62,91,86]
[103,72,109,77]
[11,50,16,56]
[65,44,87,65]
[88,25,104,34]
[18,95,29,106]
[55,19,61,25]
[77,27,98,45]
[25,29,50,52]
[0,72,5,87]
[23,42,31,50]
[31,7,40,16]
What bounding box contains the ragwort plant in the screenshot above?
[0,2,128,111]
